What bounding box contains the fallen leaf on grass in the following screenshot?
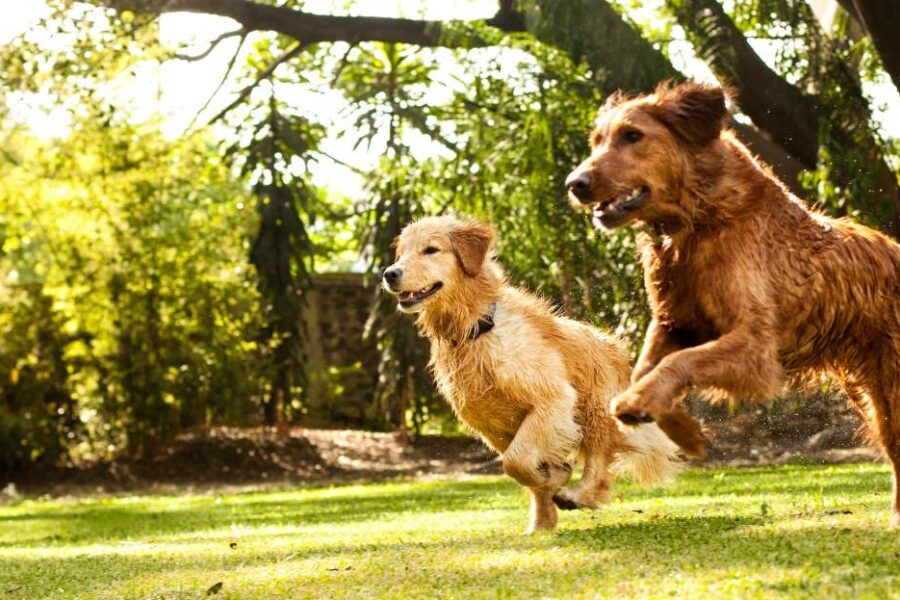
[823,509,852,515]
[206,582,223,595]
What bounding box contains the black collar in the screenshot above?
[449,303,496,346]
[468,302,497,341]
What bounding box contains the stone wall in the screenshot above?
[299,273,381,428]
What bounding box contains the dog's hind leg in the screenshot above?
[552,446,613,511]
[551,403,615,510]
[889,361,900,529]
[849,361,900,529]
[869,398,900,529]
[888,417,900,529]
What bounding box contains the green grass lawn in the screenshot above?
[2,464,900,599]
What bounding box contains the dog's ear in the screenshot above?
[651,81,727,146]
[448,221,494,277]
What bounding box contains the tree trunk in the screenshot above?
[669,0,820,166]
[850,0,900,95]
[670,0,900,238]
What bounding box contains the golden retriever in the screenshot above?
[383,215,681,532]
[566,80,900,527]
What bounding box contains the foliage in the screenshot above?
[2,464,900,598]
[233,93,324,426]
[1,0,898,462]
[0,117,264,465]
[0,284,74,474]
[339,44,445,432]
[438,32,650,336]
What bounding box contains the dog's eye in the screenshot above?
[623,129,644,144]
[423,246,440,255]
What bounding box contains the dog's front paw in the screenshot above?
[611,388,659,425]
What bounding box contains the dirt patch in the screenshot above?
[7,393,885,497]
[10,428,499,496]
[692,392,882,467]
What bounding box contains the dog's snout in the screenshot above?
[565,171,593,203]
[383,266,402,287]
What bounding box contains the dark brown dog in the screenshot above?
[566,80,900,527]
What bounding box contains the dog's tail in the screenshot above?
[612,423,685,486]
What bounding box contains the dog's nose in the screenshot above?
[565,171,593,203]
[383,267,402,287]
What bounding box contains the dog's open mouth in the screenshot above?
[593,186,649,228]
[398,282,443,308]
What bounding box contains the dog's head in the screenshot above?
[382,216,494,314]
[566,81,728,230]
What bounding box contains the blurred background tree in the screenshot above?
[0,0,897,474]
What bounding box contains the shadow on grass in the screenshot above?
[5,513,900,598]
[1,465,894,549]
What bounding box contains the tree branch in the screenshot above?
[731,122,807,192]
[173,27,245,61]
[183,30,248,133]
[520,0,678,95]
[486,0,526,31]
[206,42,304,127]
[834,0,863,23]
[95,0,523,46]
[329,41,358,87]
[92,0,813,202]
[670,0,900,237]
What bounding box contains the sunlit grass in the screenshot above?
[2,464,900,599]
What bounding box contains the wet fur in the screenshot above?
[386,216,682,533]
[568,80,900,527]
